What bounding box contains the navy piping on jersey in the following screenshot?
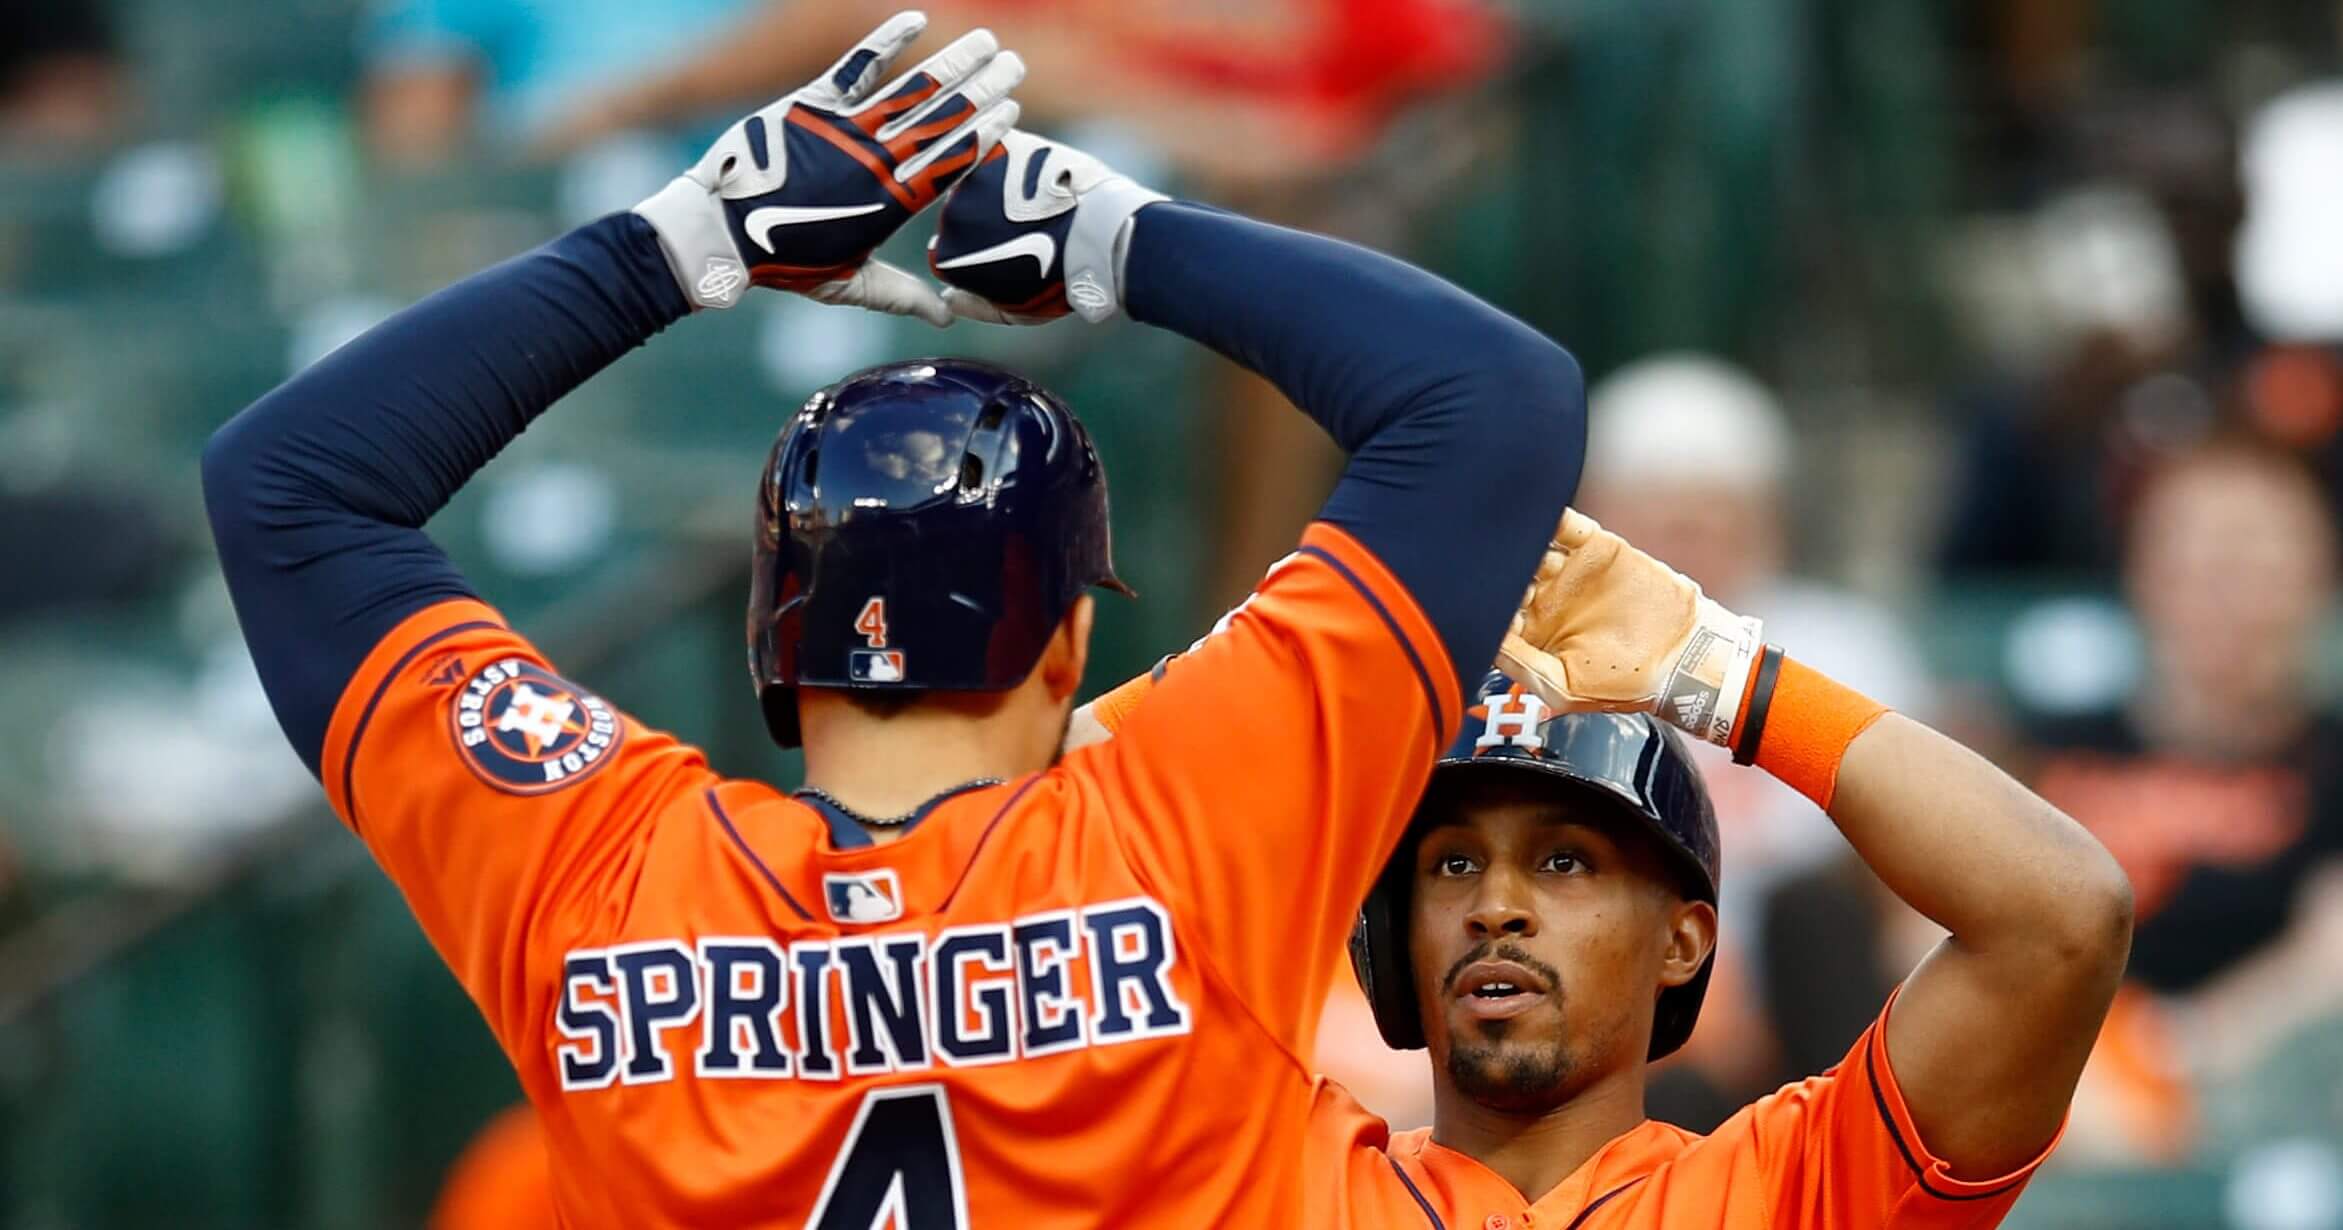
[1387,1157,1446,1230]
[936,773,1046,912]
[1298,545,1451,747]
[337,619,497,836]
[1864,1040,2029,1201]
[705,789,814,921]
[1563,1177,1647,1230]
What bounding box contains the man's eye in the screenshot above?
[1434,854,1478,876]
[1541,851,1582,874]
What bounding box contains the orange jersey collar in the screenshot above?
[1388,1119,1694,1228]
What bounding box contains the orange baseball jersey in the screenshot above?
[1307,998,2056,1229]
[321,521,1462,1228]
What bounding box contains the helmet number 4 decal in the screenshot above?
[856,597,889,649]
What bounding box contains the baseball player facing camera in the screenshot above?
[1087,512,2136,1228]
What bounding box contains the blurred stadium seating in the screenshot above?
[3,0,2340,1226]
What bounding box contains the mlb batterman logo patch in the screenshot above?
[824,869,904,924]
[449,658,624,794]
[849,649,907,683]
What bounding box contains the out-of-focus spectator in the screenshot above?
[2237,85,2343,349]
[358,0,758,165]
[2028,437,2343,1164]
[2233,84,2343,498]
[1572,354,1938,1126]
[1937,92,2258,581]
[0,0,128,149]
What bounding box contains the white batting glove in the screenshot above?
[925,129,1167,324]
[633,11,1023,325]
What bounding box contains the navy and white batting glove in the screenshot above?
[926,130,1168,324]
[633,11,1023,326]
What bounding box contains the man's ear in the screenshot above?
[1659,899,1719,991]
[1039,595,1095,703]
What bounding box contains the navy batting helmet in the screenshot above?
[1348,673,1721,1059]
[748,358,1130,748]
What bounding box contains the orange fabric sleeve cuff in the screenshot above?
[1090,672,1158,736]
[1750,655,1890,810]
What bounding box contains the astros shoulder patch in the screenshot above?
[449,657,624,794]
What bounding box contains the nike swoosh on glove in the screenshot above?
[634,10,1023,325]
[926,129,1166,324]
[1496,509,1767,748]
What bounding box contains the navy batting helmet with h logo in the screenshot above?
[1348,672,1722,1059]
[748,358,1131,748]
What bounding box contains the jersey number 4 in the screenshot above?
[856,597,889,649]
[807,1086,968,1229]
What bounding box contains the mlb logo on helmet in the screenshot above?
[849,649,907,683]
[824,869,904,924]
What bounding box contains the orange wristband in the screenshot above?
[1735,651,1890,809]
[1090,672,1157,736]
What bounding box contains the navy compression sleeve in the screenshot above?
[1122,203,1585,696]
[202,213,689,775]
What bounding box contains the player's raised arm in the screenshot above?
[207,12,1021,773]
[1819,709,2131,1174]
[933,130,1585,1058]
[934,132,1584,701]
[1504,511,2134,1185]
[200,12,1022,1021]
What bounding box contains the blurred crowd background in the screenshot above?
[2,0,2342,1226]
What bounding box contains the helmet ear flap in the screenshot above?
[1648,948,1716,1060]
[1350,857,1425,1050]
[758,682,801,749]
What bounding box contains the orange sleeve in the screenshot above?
[1073,523,1460,1060]
[320,600,717,1046]
[1302,1078,1411,1230]
[1738,991,2060,1227]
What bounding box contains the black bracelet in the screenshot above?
[1732,645,1785,765]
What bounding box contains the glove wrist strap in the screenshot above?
[1660,602,1764,747]
[634,176,749,310]
[1064,181,1168,322]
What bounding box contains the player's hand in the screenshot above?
[926,129,1168,324]
[1495,510,1766,748]
[632,11,1023,325]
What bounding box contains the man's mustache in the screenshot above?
[1440,940,1564,996]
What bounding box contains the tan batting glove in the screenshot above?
[1495,510,1765,747]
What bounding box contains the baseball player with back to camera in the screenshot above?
[201,11,1588,1228]
[1082,512,2135,1228]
